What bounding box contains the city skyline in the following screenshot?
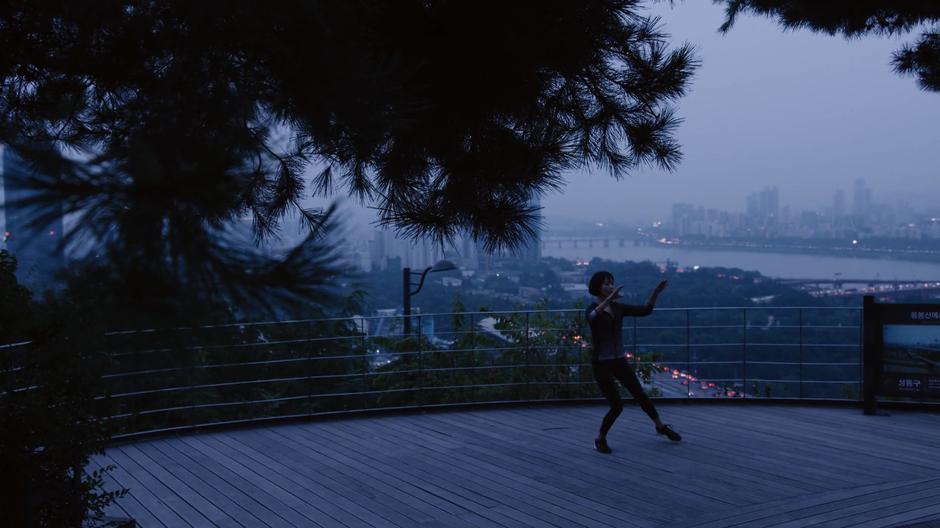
[305,0,939,236]
[540,1,940,226]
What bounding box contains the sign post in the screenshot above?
[863,295,940,414]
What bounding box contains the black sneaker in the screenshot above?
[594,437,612,454]
[656,424,682,442]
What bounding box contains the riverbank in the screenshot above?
[541,242,940,281]
[653,239,940,263]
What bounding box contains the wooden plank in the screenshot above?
[672,477,939,528]
[886,514,940,528]
[765,406,940,448]
[267,426,528,526]
[583,404,894,481]
[134,440,270,528]
[220,429,425,528]
[369,412,659,514]
[245,425,501,518]
[280,424,604,525]
[757,482,940,528]
[484,406,829,497]
[107,446,213,527]
[803,487,940,528]
[379,411,699,522]
[423,408,763,509]
[153,437,297,528]
[325,415,648,528]
[692,406,940,471]
[94,450,191,527]
[734,405,940,456]
[174,434,334,528]
[96,404,940,528]
[188,433,359,528]
[622,408,892,488]
[89,455,166,528]
[123,443,242,528]
[602,404,929,485]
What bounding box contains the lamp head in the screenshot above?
[430,260,457,272]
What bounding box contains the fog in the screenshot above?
[312,1,940,235]
[5,2,938,242]
[544,1,940,227]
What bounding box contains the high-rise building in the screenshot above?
[832,189,846,219]
[671,203,696,236]
[745,186,779,224]
[1,146,65,290]
[746,193,759,217]
[370,228,395,271]
[763,186,779,220]
[852,178,872,219]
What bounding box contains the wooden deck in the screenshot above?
[95,403,940,528]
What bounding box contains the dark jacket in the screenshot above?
[585,301,652,362]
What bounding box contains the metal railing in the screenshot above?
[3,306,864,440]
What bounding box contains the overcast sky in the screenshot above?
[543,1,940,226]
[311,1,939,235]
[9,2,933,239]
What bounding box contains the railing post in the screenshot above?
[103,342,117,435]
[633,316,638,366]
[559,314,566,397]
[133,346,140,434]
[5,345,12,397]
[307,323,314,417]
[858,307,864,403]
[361,317,368,408]
[470,313,480,384]
[863,298,879,413]
[417,314,423,408]
[742,308,747,400]
[687,309,691,399]
[524,311,530,396]
[799,308,804,400]
[470,312,476,356]
[188,349,196,431]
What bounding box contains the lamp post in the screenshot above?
[403,260,457,335]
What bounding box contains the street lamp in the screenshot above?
[403,260,457,335]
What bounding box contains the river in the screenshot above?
[541,244,940,280]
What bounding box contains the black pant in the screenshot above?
[593,357,659,435]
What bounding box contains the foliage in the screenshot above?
[0,250,33,340]
[1,252,125,527]
[103,316,370,435]
[715,0,940,91]
[0,0,697,264]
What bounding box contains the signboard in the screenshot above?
[863,297,940,413]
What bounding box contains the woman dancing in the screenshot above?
[586,271,681,453]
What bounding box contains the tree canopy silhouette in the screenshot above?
[715,1,940,91]
[1,0,696,313]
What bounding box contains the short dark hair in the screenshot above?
[588,271,614,297]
